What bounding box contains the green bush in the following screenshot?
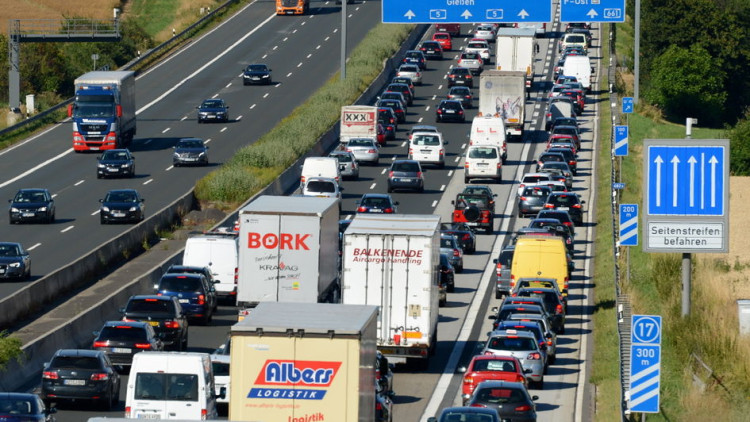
[728,109,750,175]
[0,331,23,370]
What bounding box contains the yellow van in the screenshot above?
[510,235,569,296]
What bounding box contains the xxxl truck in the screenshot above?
[276,0,309,15]
[495,28,536,89]
[236,196,340,319]
[341,214,440,367]
[340,105,378,144]
[69,71,136,152]
[230,302,378,421]
[479,70,527,140]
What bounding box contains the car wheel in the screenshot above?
[464,176,469,184]
[447,282,455,293]
[48,213,55,224]
[418,185,424,193]
[536,378,544,389]
[96,173,102,179]
[435,116,440,123]
[549,354,557,365]
[101,389,113,411]
[439,297,446,307]
[438,161,445,169]
[387,186,393,193]
[456,264,463,274]
[100,216,106,224]
[495,290,503,299]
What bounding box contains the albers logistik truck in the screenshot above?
[236,196,340,319]
[229,302,378,421]
[341,214,440,367]
[69,71,136,152]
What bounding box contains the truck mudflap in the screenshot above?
[377,345,430,364]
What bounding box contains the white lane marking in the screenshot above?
[431,200,438,207]
[460,143,466,149]
[369,183,376,190]
[263,93,270,98]
[440,184,446,191]
[205,138,212,144]
[211,94,218,99]
[225,82,231,88]
[220,127,227,132]
[333,28,338,33]
[425,106,430,111]
[401,142,407,147]
[325,36,330,41]
[307,54,312,58]
[273,45,278,50]
[250,104,256,109]
[287,72,293,77]
[262,54,268,59]
[74,180,84,186]
[418,117,424,122]
[316,45,321,49]
[236,115,243,121]
[447,170,454,177]
[27,243,41,251]
[61,226,74,233]
[297,62,303,68]
[432,95,437,100]
[292,29,297,34]
[391,155,397,161]
[381,168,387,174]
[143,179,153,185]
[162,128,170,134]
[91,209,100,216]
[166,165,174,171]
[454,156,461,162]
[180,116,187,121]
[283,37,288,41]
[438,84,443,89]
[301,20,306,25]
[348,14,353,18]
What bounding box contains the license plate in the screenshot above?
[378,348,398,355]
[108,168,119,172]
[90,147,99,151]
[178,299,190,303]
[421,150,431,153]
[22,213,35,217]
[399,178,413,182]
[183,157,197,161]
[64,379,86,386]
[113,347,131,353]
[136,414,161,419]
[558,207,569,210]
[477,163,488,166]
[370,209,383,213]
[445,110,455,113]
[465,222,478,226]
[112,212,125,217]
[147,321,159,327]
[207,115,216,119]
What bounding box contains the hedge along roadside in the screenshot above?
[195,23,416,204]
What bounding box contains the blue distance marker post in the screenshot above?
[619,204,638,282]
[630,315,662,414]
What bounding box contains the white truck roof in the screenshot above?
[241,195,337,215]
[495,28,536,37]
[231,302,378,335]
[346,214,440,237]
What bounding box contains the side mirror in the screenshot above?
[99,199,104,203]
[524,368,533,374]
[532,395,539,401]
[118,307,125,314]
[457,366,467,373]
[218,386,227,400]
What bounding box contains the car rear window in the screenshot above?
[522,186,551,197]
[498,249,514,267]
[99,326,148,342]
[306,181,336,193]
[392,162,419,172]
[331,153,352,163]
[549,194,579,206]
[50,356,101,370]
[440,237,455,248]
[473,359,517,372]
[412,134,440,146]
[523,175,551,184]
[134,373,199,401]
[211,361,230,376]
[0,398,37,415]
[469,147,498,159]
[541,154,564,162]
[487,336,537,351]
[126,299,174,314]
[159,276,202,292]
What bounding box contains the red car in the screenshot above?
[459,355,527,405]
[432,32,452,51]
[546,134,578,153]
[376,123,386,146]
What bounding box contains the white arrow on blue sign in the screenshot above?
[381,0,551,24]
[561,0,626,22]
[630,315,662,413]
[619,204,638,246]
[647,145,725,216]
[615,125,628,156]
[622,97,634,114]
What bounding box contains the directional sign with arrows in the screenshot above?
[382,0,551,24]
[560,0,626,23]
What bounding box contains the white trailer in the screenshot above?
[495,28,536,89]
[341,214,440,367]
[479,70,527,140]
[340,105,378,144]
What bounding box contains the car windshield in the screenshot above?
[14,191,46,202]
[201,100,223,108]
[463,187,491,196]
[105,191,137,202]
[392,162,420,172]
[488,336,537,351]
[473,359,517,372]
[0,244,21,257]
[159,276,202,292]
[0,398,37,415]
[178,140,203,149]
[247,65,267,71]
[381,100,401,109]
[450,88,470,95]
[99,326,148,342]
[475,387,526,404]
[102,151,129,160]
[134,373,199,401]
[50,356,101,370]
[469,147,498,159]
[400,65,418,72]
[462,53,479,60]
[412,134,440,146]
[306,181,336,193]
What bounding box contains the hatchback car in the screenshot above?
[518,185,552,218]
[384,83,413,106]
[0,393,56,422]
[154,273,217,325]
[473,25,497,41]
[447,86,473,109]
[196,99,229,123]
[440,222,476,254]
[447,67,474,87]
[461,185,497,213]
[439,253,456,295]
[458,355,527,404]
[120,295,189,351]
[549,116,578,132]
[495,319,557,364]
[427,407,501,422]
[440,234,464,273]
[387,160,424,193]
[0,242,31,280]
[457,52,484,75]
[402,50,427,70]
[435,100,466,123]
[329,150,359,180]
[91,321,163,368]
[515,287,566,334]
[377,99,406,123]
[540,162,574,188]
[465,39,491,62]
[356,193,398,214]
[418,40,443,60]
[482,330,547,388]
[242,63,272,85]
[96,149,135,179]
[432,32,452,50]
[344,138,379,165]
[8,188,55,224]
[551,125,582,148]
[466,380,539,419]
[397,64,422,85]
[490,303,548,331]
[547,147,578,174]
[391,76,415,93]
[517,173,553,196]
[99,189,145,224]
[544,192,585,226]
[173,138,209,166]
[41,349,120,410]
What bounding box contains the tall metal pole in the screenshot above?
[634,0,641,104]
[340,2,347,80]
[682,118,695,317]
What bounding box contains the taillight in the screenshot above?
[564,276,569,291]
[125,407,132,418]
[234,267,239,284]
[466,75,473,78]
[527,352,542,360]
[520,196,527,201]
[93,341,108,348]
[563,221,573,227]
[471,403,487,408]
[416,171,422,178]
[42,371,59,379]
[463,234,471,240]
[389,171,394,178]
[572,204,581,208]
[198,294,206,305]
[368,149,377,153]
[437,109,443,114]
[134,343,152,349]
[91,373,109,381]
[453,249,460,257]
[357,206,367,212]
[439,148,444,156]
[458,110,464,115]
[376,401,383,411]
[201,409,208,419]
[163,320,180,329]
[547,339,553,346]
[515,404,533,412]
[463,375,474,385]
[544,204,554,208]
[465,162,469,169]
[384,208,394,213]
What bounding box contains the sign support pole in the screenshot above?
[682,253,691,316]
[340,2,347,80]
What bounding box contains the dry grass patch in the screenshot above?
[0,0,122,34]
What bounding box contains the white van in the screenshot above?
[125,352,224,420]
[300,156,341,187]
[470,116,507,162]
[182,232,238,304]
[562,55,593,92]
[464,144,503,183]
[409,131,447,168]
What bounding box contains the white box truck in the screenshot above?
[229,302,378,422]
[495,28,536,89]
[340,105,378,144]
[341,214,440,367]
[479,70,527,140]
[236,196,340,315]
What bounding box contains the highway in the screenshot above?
[18,3,600,422]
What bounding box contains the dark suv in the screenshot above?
[154,273,217,325]
[92,321,163,368]
[41,349,121,409]
[452,193,494,234]
[447,67,474,88]
[120,295,188,351]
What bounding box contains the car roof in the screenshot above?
[361,193,391,199]
[490,329,537,339]
[440,406,500,416]
[54,349,103,358]
[102,320,149,328]
[130,294,173,301]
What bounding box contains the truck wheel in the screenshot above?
[495,290,502,299]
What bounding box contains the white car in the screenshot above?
[457,52,484,75]
[473,25,496,42]
[397,64,423,85]
[345,137,380,165]
[517,172,553,196]
[465,39,491,62]
[210,354,230,405]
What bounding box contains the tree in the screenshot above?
[729,109,750,175]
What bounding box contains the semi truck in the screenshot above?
[236,196,340,319]
[495,28,536,89]
[341,214,440,367]
[68,71,136,152]
[229,302,378,421]
[276,0,309,15]
[478,70,527,140]
[340,105,378,145]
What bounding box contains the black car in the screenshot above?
[391,76,415,93]
[92,321,163,368]
[173,138,209,166]
[439,253,456,294]
[387,159,424,193]
[242,63,272,85]
[536,210,576,235]
[384,83,413,106]
[544,192,585,226]
[461,185,497,214]
[549,116,578,132]
[466,381,538,422]
[440,222,477,254]
[536,152,567,172]
[419,40,444,60]
[447,67,474,87]
[154,273,217,325]
[120,295,189,351]
[0,242,31,280]
[447,86,473,109]
[377,113,397,140]
[515,287,566,334]
[490,303,547,330]
[401,50,427,70]
[99,189,145,224]
[8,188,55,224]
[96,150,135,179]
[196,99,229,123]
[0,393,56,421]
[165,264,216,286]
[41,349,120,410]
[377,100,406,123]
[547,147,578,175]
[518,185,552,218]
[435,100,466,123]
[356,193,399,214]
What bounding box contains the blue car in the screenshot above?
[154,273,217,325]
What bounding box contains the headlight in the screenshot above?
[173,153,180,158]
[101,206,110,212]
[97,164,105,168]
[10,207,18,212]
[121,163,130,168]
[198,152,206,157]
[129,206,138,212]
[38,207,47,212]
[9,262,20,268]
[262,74,269,78]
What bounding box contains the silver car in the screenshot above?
[439,234,464,273]
[329,150,359,180]
[457,52,483,75]
[344,138,379,165]
[473,25,496,41]
[482,329,547,389]
[508,313,558,365]
[397,64,423,85]
[540,162,574,188]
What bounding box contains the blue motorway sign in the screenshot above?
[630,315,662,413]
[382,0,551,23]
[615,125,628,156]
[622,97,634,114]
[619,204,638,246]
[646,145,726,216]
[613,182,625,190]
[561,0,626,22]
